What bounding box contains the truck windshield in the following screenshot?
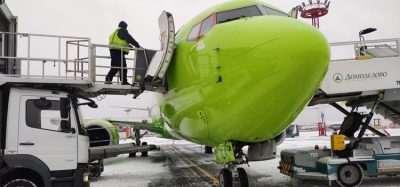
[68,94,97,135]
[216,5,262,24]
[76,107,85,127]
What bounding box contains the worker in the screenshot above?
[105,21,142,85]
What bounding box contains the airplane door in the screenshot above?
[145,11,175,85]
[18,96,77,171]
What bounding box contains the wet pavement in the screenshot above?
[93,134,400,187]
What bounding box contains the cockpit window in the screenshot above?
[216,5,262,24]
[263,6,288,17]
[187,14,216,41]
[187,23,201,41]
[199,15,214,37]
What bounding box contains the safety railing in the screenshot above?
[0,32,150,88]
[89,43,149,86]
[0,32,91,82]
[330,38,400,62]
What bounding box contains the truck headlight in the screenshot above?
[83,172,89,183]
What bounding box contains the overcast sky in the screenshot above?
[6,0,400,124]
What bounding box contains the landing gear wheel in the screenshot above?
[4,179,37,187]
[237,168,249,187]
[219,168,233,187]
[141,142,148,157]
[336,164,363,187]
[205,146,213,154]
[129,143,136,157]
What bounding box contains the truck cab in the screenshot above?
[0,87,91,187]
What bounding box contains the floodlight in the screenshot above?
[359,28,377,41]
[359,28,377,36]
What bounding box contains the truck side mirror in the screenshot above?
[60,120,71,133]
[60,98,70,119]
[34,97,51,109]
[88,103,98,108]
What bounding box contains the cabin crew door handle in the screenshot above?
[19,142,35,146]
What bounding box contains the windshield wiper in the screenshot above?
[219,16,247,24]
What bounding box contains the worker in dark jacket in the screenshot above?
[105,21,142,85]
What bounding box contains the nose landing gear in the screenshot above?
[218,144,250,187]
[219,166,249,187]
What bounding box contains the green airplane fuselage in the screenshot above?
[158,0,330,146]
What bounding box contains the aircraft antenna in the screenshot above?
[298,0,330,28]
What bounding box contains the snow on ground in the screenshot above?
[91,136,196,187]
[92,129,400,187]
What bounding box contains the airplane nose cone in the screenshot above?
[228,16,330,136]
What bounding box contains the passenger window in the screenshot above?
[216,5,262,24]
[26,99,69,133]
[263,6,288,17]
[187,23,201,41]
[199,15,214,37]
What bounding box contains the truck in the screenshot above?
[279,33,400,186]
[279,134,400,187]
[0,87,93,186]
[0,87,158,186]
[0,2,173,185]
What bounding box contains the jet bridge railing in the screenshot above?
[0,32,92,83]
[330,38,400,62]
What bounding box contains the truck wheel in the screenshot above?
[4,179,37,187]
[141,142,148,157]
[91,159,104,177]
[219,168,233,187]
[336,164,363,187]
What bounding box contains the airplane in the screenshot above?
[327,121,344,131]
[89,0,330,186]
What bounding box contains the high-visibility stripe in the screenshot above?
[109,28,129,53]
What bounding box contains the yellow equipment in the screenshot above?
[331,134,346,151]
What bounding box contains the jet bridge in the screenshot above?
[0,11,175,97]
[311,38,400,124]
